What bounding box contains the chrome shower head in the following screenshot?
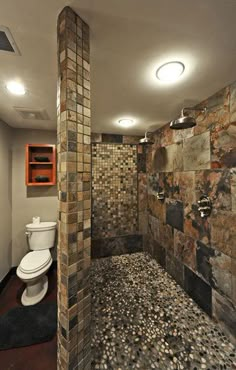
[170,115,196,130]
[170,107,206,130]
[139,131,154,145]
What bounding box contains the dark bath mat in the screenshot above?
[0,301,57,350]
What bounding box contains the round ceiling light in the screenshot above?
[6,81,26,95]
[118,118,135,128]
[156,61,185,82]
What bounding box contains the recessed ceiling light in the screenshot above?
[156,61,185,82]
[6,81,26,95]
[118,118,135,128]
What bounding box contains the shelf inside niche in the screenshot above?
[29,162,53,165]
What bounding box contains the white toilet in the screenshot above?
[16,221,57,306]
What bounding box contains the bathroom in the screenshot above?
[0,1,236,369]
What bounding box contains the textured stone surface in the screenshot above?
[91,133,142,145]
[194,86,230,136]
[173,171,195,205]
[173,126,194,143]
[91,253,236,369]
[166,199,184,231]
[196,240,215,284]
[154,143,183,172]
[137,147,146,173]
[148,194,166,222]
[184,204,211,245]
[210,211,236,257]
[166,252,184,288]
[123,135,142,144]
[211,121,236,168]
[57,6,91,369]
[158,222,174,251]
[212,289,236,345]
[91,234,143,258]
[210,251,232,299]
[146,81,236,346]
[231,168,236,212]
[138,173,147,212]
[174,230,196,271]
[184,265,212,316]
[101,133,122,143]
[148,172,173,197]
[92,144,138,238]
[183,131,211,171]
[195,169,231,212]
[152,239,166,268]
[230,82,236,122]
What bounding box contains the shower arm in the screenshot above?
[144,131,153,138]
[181,107,207,117]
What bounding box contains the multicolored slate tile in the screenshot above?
[195,169,231,212]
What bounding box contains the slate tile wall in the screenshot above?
[145,82,236,343]
[57,7,91,369]
[91,134,147,257]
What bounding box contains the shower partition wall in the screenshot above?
[57,7,91,369]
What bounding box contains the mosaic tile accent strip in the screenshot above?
[91,253,236,369]
[57,6,91,370]
[91,133,142,144]
[92,144,138,238]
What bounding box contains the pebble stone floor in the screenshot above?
[91,253,236,370]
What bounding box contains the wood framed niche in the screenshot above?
[25,144,56,186]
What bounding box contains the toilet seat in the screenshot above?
[19,250,51,274]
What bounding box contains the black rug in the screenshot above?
[0,301,57,350]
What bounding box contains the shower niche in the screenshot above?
[25,144,56,186]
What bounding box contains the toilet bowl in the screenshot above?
[16,221,56,306]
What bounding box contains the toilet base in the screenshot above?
[21,275,48,306]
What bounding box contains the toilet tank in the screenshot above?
[26,222,57,251]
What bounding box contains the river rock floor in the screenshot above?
[91,253,236,370]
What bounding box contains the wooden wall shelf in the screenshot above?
[25,144,56,186]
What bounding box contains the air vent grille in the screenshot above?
[0,31,14,52]
[0,26,20,55]
[14,108,50,120]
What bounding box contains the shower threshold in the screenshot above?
[91,253,235,370]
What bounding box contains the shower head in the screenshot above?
[139,131,154,145]
[170,115,196,130]
[170,107,206,130]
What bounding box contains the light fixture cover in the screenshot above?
[6,81,26,95]
[156,61,185,82]
[118,118,135,128]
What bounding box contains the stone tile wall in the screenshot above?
[57,7,91,369]
[92,143,138,238]
[145,82,236,343]
[91,134,147,257]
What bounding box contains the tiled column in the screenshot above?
[57,6,91,370]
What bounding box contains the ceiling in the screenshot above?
[1,0,236,134]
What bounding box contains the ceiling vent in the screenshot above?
[14,108,50,120]
[0,26,20,55]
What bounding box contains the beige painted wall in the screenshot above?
[11,129,57,266]
[0,120,12,281]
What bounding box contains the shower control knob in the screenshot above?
[197,195,212,218]
[156,191,165,200]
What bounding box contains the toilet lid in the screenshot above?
[20,250,51,274]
